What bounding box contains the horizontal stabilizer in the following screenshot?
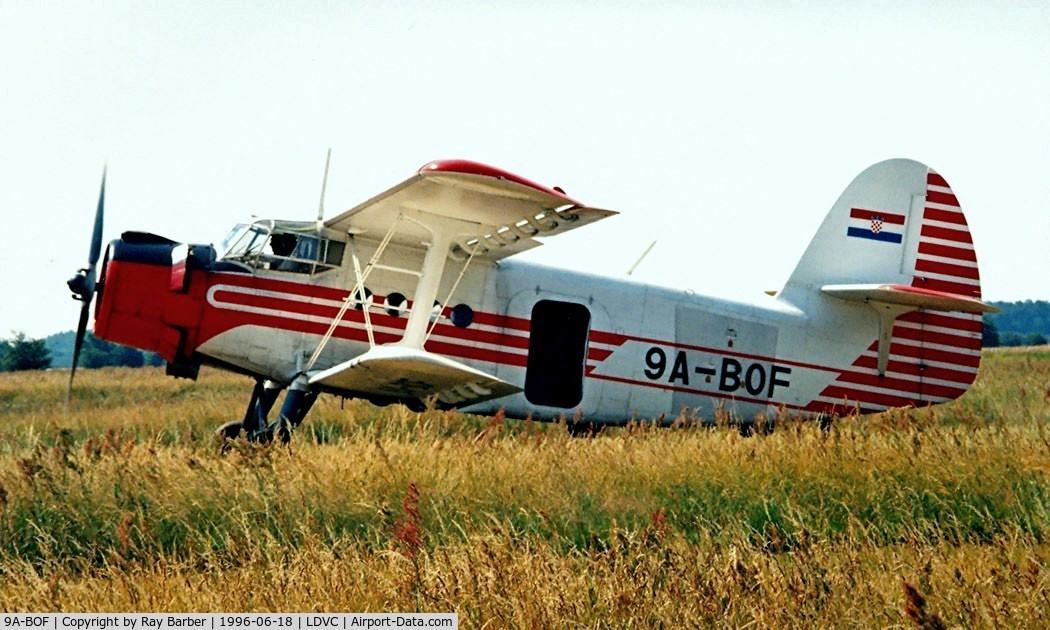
[308,346,521,408]
[821,283,999,314]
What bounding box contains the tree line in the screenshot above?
[985,299,1050,347]
[0,331,164,372]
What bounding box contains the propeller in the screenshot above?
[66,167,106,403]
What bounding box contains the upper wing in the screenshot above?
[325,159,617,260]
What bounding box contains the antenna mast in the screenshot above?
[316,148,332,231]
[627,240,657,276]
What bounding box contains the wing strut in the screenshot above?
[425,235,481,344]
[304,214,405,371]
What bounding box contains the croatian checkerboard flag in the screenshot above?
[846,208,905,244]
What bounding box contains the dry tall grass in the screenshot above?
[0,349,1048,626]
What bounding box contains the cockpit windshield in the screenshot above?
[220,224,269,260]
[217,220,346,275]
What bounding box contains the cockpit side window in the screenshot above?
[323,240,345,266]
[219,222,345,275]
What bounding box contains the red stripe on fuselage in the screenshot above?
[923,207,967,225]
[920,224,973,245]
[914,258,980,280]
[897,310,983,333]
[925,190,961,208]
[927,172,950,188]
[833,370,967,400]
[819,385,929,409]
[851,355,977,385]
[911,277,982,298]
[890,324,981,351]
[917,241,977,263]
[884,340,981,368]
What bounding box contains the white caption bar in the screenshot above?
[0,615,457,630]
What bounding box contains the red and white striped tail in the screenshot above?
[806,167,984,415]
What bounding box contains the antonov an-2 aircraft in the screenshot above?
[67,156,996,440]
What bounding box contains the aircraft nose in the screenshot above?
[67,269,91,301]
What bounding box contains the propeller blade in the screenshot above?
[67,166,106,405]
[66,300,91,404]
[89,167,106,265]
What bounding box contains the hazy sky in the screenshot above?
[1,2,1047,339]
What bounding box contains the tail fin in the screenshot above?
[780,159,993,414]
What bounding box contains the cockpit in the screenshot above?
[218,219,346,274]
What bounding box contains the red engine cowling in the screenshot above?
[94,233,213,367]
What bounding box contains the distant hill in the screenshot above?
[45,331,76,368]
[44,330,163,369]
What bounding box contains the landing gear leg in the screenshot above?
[216,379,283,442]
[270,381,318,444]
[246,380,283,442]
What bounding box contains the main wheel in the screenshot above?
[216,421,243,440]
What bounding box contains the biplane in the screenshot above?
[67,156,997,440]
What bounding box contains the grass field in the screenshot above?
[1,349,1048,626]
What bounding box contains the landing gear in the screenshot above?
[217,378,317,444]
[270,387,318,443]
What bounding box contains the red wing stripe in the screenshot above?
[914,258,981,281]
[920,224,973,245]
[850,208,907,224]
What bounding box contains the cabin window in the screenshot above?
[524,299,591,408]
[218,221,345,275]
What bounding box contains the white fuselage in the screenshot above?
[195,253,892,424]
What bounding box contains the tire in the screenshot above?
[216,421,243,440]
